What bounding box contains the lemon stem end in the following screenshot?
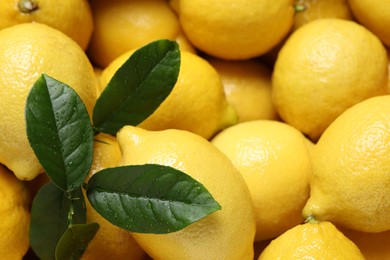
[304,215,320,224]
[294,0,306,12]
[18,0,38,13]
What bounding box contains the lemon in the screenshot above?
[0,0,93,50]
[0,23,97,180]
[207,58,278,122]
[178,0,294,60]
[87,0,193,68]
[0,164,31,259]
[340,227,390,260]
[211,120,312,241]
[272,18,388,141]
[388,49,390,93]
[293,0,353,30]
[82,134,146,260]
[174,29,197,54]
[100,50,237,140]
[117,126,256,260]
[348,0,390,47]
[258,221,364,259]
[303,95,390,232]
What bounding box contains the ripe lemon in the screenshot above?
[272,18,388,141]
[100,50,237,140]
[0,0,93,50]
[177,0,294,60]
[117,126,256,260]
[303,95,390,232]
[258,221,364,259]
[348,0,390,47]
[0,164,31,259]
[294,0,353,30]
[388,49,390,93]
[174,29,197,54]
[211,120,312,241]
[340,227,390,260]
[87,0,189,68]
[0,23,97,181]
[207,58,278,122]
[82,133,146,260]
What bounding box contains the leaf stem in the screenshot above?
[68,200,74,226]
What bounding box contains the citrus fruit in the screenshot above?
[303,95,390,232]
[174,29,197,54]
[0,164,31,259]
[177,0,295,60]
[387,49,390,93]
[0,0,93,50]
[293,0,353,30]
[0,22,97,180]
[258,221,364,259]
[348,0,390,47]
[211,120,312,241]
[100,50,237,140]
[272,18,388,141]
[340,227,390,260]
[207,58,278,122]
[117,126,256,260]
[82,133,146,260]
[87,0,184,68]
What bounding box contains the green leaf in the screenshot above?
[30,182,86,260]
[92,39,180,135]
[55,223,99,260]
[25,74,94,191]
[86,164,221,234]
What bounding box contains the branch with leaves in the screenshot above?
[25,40,221,259]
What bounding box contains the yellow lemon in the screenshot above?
[174,29,197,54]
[211,120,312,241]
[340,227,390,260]
[0,164,31,259]
[117,126,256,260]
[294,0,353,30]
[100,50,236,140]
[87,0,193,68]
[272,18,388,141]
[178,0,295,60]
[258,221,364,259]
[207,58,278,122]
[303,95,390,232]
[348,0,390,47]
[0,0,93,50]
[387,49,390,93]
[0,23,97,181]
[82,133,146,260]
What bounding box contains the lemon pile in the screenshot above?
[1,0,390,259]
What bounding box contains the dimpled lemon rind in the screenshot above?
[0,23,97,180]
[117,126,256,260]
[303,95,390,232]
